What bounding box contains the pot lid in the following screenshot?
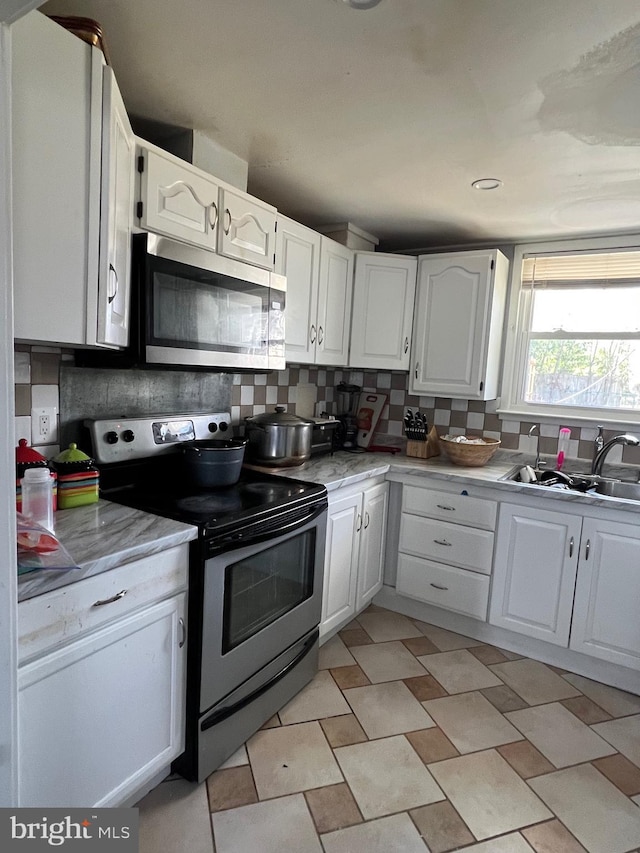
[15,438,47,465]
[53,442,93,464]
[245,405,314,427]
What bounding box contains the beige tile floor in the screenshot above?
[137,605,640,853]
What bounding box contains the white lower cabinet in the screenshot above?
[490,501,640,670]
[17,545,188,807]
[395,484,496,621]
[321,480,388,638]
[570,517,640,670]
[489,504,581,646]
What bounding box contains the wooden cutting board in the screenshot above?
[355,392,387,448]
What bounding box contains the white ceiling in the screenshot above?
[41,0,640,251]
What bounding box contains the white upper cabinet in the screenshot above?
[137,144,220,251]
[12,11,134,349]
[218,186,276,269]
[316,237,354,366]
[276,215,322,363]
[137,145,276,269]
[276,217,353,366]
[410,249,508,399]
[349,253,417,370]
[97,67,135,348]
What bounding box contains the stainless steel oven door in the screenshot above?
[199,507,326,714]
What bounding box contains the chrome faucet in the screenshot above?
[591,433,640,476]
[528,424,541,470]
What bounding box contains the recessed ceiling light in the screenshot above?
[472,178,503,190]
[341,0,384,8]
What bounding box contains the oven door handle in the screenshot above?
[200,629,318,732]
[208,503,327,554]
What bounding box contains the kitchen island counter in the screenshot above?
[18,499,197,603]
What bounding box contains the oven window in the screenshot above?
[222,529,316,653]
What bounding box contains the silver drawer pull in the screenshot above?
[433,538,452,547]
[92,589,127,607]
[179,617,186,649]
[430,582,448,591]
[436,504,456,511]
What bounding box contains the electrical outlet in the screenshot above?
[31,407,58,445]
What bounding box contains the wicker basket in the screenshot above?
[439,435,501,467]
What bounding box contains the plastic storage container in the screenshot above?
[21,467,54,531]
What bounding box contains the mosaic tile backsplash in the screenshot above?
[231,365,640,468]
[13,346,640,468]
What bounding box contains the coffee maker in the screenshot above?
[334,382,361,450]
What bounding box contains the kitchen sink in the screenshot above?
[500,464,640,502]
[592,480,640,500]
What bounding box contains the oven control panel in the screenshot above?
[85,412,231,464]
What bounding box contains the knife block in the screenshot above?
[406,426,440,459]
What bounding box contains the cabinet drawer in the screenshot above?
[400,514,494,575]
[403,485,496,529]
[18,544,189,662]
[397,553,489,620]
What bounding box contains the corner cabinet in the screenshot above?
[349,253,417,370]
[276,214,353,366]
[320,479,388,638]
[12,11,134,349]
[17,545,189,807]
[409,249,508,399]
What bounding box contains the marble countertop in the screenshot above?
[20,446,639,604]
[17,500,198,603]
[275,449,640,513]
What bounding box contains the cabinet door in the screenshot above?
[96,66,135,348]
[276,215,321,364]
[489,504,581,646]
[357,482,388,609]
[12,11,99,345]
[218,187,277,269]
[18,595,186,807]
[320,491,361,638]
[139,147,219,250]
[349,254,417,370]
[570,518,640,669]
[410,251,506,399]
[317,237,354,366]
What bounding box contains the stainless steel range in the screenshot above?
[85,412,327,783]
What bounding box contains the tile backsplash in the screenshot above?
[13,346,640,468]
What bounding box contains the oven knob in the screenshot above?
[219,422,229,432]
[105,431,119,444]
[122,429,135,443]
[208,422,218,433]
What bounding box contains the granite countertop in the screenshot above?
[17,500,198,603]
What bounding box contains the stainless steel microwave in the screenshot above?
[136,233,286,371]
[78,233,286,372]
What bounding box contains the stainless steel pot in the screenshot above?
[181,438,247,487]
[244,406,314,467]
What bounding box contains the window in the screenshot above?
[501,239,640,425]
